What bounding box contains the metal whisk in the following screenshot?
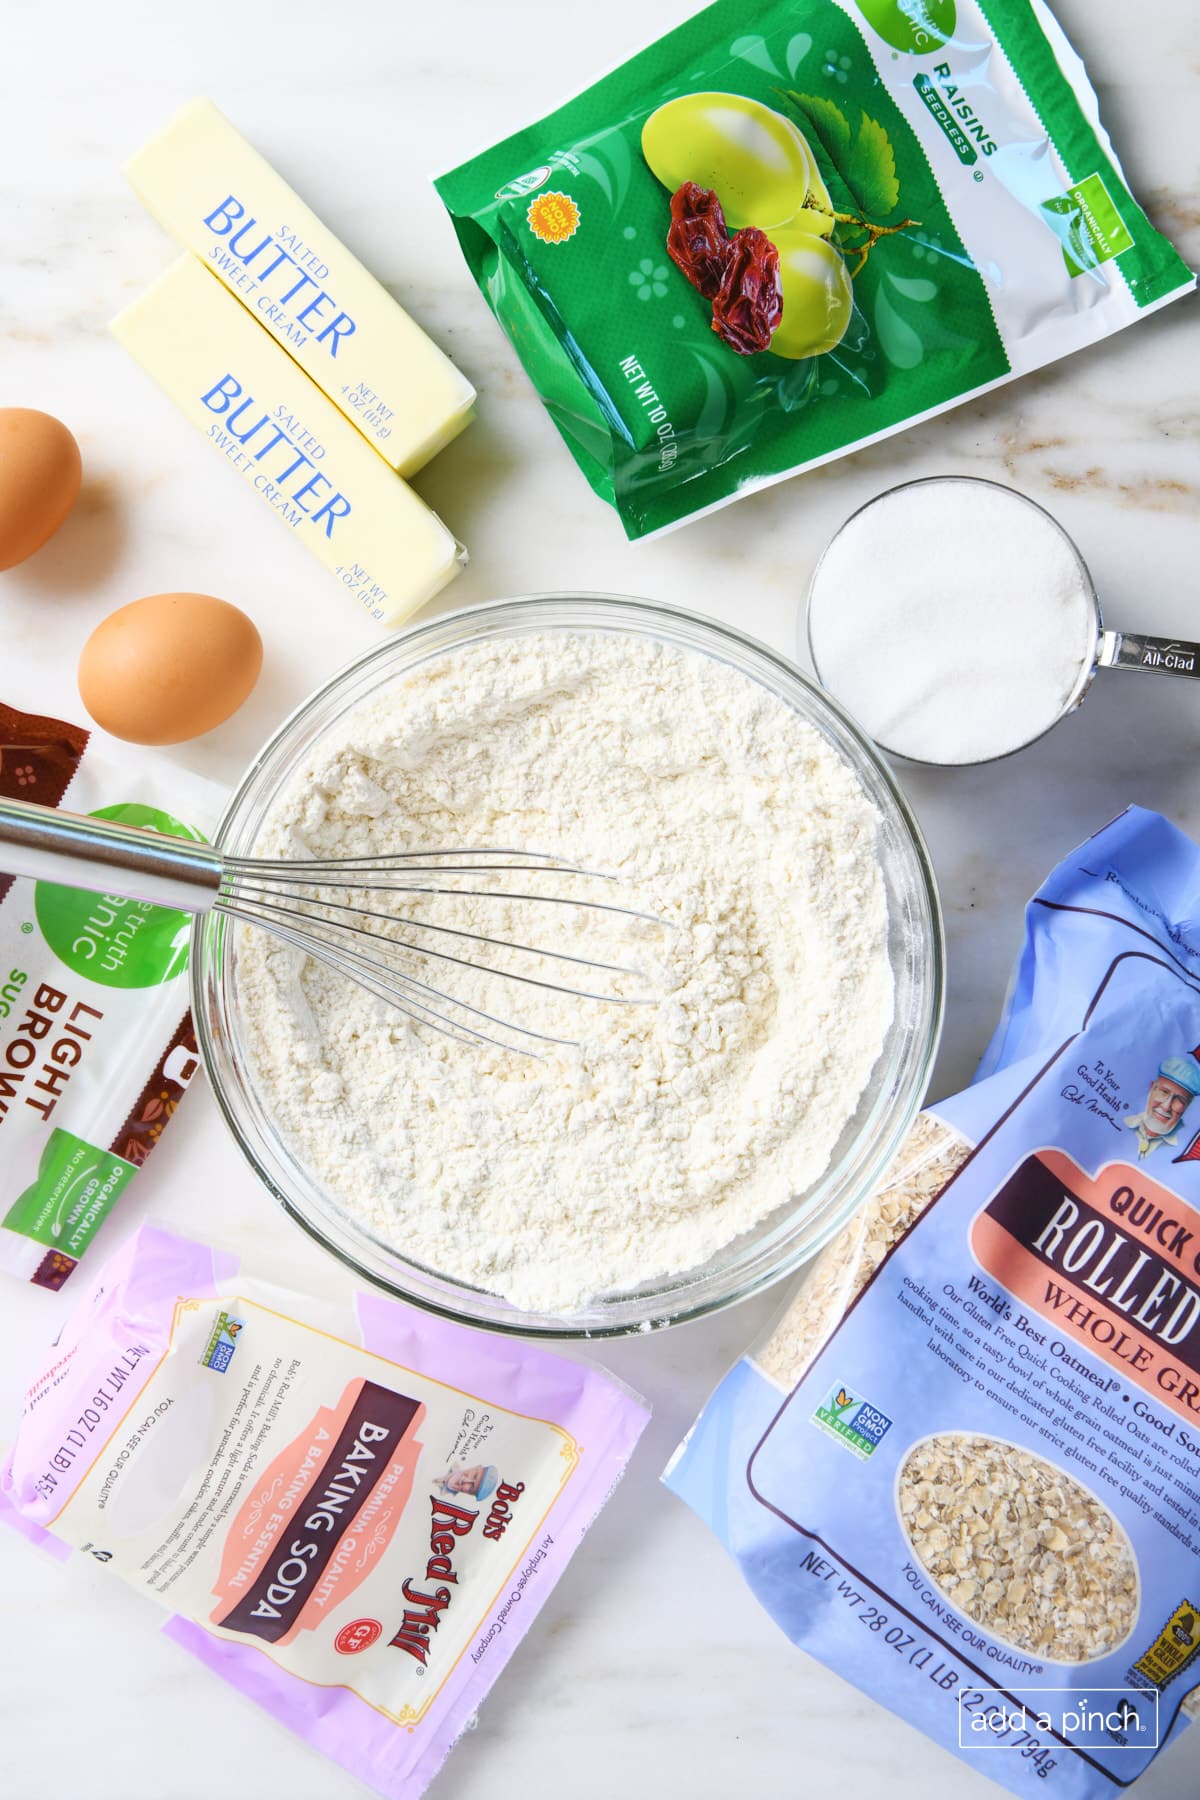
[0,798,661,1057]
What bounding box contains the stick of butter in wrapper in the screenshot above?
[113,256,464,628]
[126,98,475,476]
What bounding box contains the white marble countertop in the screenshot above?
[1,1,1197,1795]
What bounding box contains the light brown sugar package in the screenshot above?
[0,700,223,1287]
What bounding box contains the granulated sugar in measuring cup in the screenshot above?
[806,477,1198,766]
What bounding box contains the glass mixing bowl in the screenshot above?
[192,595,944,1337]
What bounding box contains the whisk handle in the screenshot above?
[0,797,224,913]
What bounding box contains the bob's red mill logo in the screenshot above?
[391,1479,526,1666]
[389,1496,478,1665]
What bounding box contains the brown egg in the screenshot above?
[78,592,263,745]
[0,408,83,570]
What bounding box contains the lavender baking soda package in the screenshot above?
[1,1224,648,1798]
[666,807,1200,1795]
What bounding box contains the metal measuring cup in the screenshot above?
[806,476,1200,767]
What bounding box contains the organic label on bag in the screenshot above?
[5,1129,137,1255]
[436,0,1193,538]
[1045,175,1136,278]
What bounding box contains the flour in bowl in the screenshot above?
[236,630,894,1313]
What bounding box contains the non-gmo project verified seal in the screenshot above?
[812,1381,893,1460]
[199,1309,243,1373]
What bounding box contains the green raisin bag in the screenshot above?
[435,0,1192,539]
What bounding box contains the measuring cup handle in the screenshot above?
[1098,631,1200,680]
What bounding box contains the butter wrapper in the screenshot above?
[113,256,464,627]
[127,99,475,476]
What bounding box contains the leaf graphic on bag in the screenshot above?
[778,92,916,276]
[847,113,899,218]
[788,91,852,170]
[784,93,898,216]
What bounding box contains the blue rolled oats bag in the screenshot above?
[666,806,1200,1795]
